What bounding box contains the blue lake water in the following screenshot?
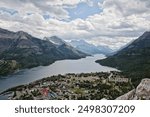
[0,54,117,92]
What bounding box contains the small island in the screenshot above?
[0,71,133,100]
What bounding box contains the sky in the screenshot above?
[0,0,150,50]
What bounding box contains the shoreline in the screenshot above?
[0,55,88,77]
[0,54,118,93]
[0,71,133,100]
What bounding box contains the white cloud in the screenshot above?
[84,0,150,49]
[87,36,136,50]
[0,0,150,50]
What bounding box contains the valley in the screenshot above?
[0,28,150,100]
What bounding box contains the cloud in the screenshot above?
[0,0,150,50]
[84,0,150,48]
[103,0,149,16]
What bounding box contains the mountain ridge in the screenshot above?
[0,28,87,76]
[70,40,113,55]
[96,31,150,81]
[44,36,67,46]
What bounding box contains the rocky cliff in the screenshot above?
[116,78,150,100]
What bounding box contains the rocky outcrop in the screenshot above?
[135,78,150,99]
[116,78,150,100]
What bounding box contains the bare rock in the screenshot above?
[116,89,135,100]
[116,78,150,100]
[136,78,150,99]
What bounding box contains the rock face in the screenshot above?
[136,78,150,99]
[116,78,150,100]
[116,89,135,100]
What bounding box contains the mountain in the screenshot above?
[44,36,87,58]
[0,28,87,76]
[96,31,150,79]
[70,40,100,55]
[97,45,114,55]
[69,40,113,55]
[44,36,67,46]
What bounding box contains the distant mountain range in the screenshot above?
[0,28,87,76]
[44,36,113,55]
[96,31,150,79]
[69,40,113,55]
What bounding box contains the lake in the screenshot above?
[0,54,117,92]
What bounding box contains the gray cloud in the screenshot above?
[0,0,150,50]
[0,0,70,20]
[103,0,150,17]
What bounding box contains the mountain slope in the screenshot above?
[58,43,87,59]
[96,31,150,79]
[97,45,113,55]
[44,36,87,58]
[0,28,87,76]
[44,36,67,46]
[70,40,113,55]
